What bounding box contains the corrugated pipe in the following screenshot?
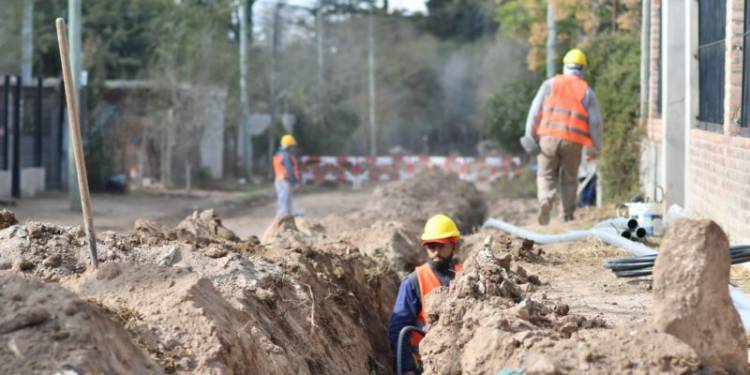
[482,218,750,331]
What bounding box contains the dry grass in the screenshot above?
[548,239,629,267]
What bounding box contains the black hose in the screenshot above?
[397,326,424,375]
[606,245,750,278]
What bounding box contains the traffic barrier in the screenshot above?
[300,155,522,187]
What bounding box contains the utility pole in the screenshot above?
[21,0,34,82]
[316,2,324,121]
[269,3,281,170]
[238,0,253,179]
[367,6,377,156]
[546,1,556,79]
[68,0,82,210]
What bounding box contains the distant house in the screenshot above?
[640,0,750,243]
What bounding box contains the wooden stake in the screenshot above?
[55,18,98,268]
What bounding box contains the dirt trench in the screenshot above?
[0,207,405,374]
[0,171,487,374]
[0,170,734,374]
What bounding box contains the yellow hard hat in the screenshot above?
[421,214,461,243]
[280,134,297,147]
[563,48,588,69]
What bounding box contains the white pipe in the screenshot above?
[482,217,750,331]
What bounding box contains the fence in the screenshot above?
[300,155,522,188]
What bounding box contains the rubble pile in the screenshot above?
[419,237,603,374]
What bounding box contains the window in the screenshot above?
[697,0,726,126]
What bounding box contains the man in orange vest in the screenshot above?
[522,48,603,225]
[272,134,300,217]
[388,214,463,375]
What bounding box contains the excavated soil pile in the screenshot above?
[420,231,719,374]
[361,170,486,234]
[419,236,601,374]
[307,170,486,273]
[0,273,160,374]
[0,210,400,374]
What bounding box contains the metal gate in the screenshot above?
[698,0,726,125]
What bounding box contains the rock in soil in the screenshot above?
[0,209,17,229]
[653,219,748,373]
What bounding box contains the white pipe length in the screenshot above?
[482,217,750,331]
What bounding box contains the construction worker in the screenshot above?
[388,214,463,375]
[272,134,300,217]
[521,48,603,225]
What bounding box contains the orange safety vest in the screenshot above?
[408,262,463,358]
[535,74,593,147]
[272,150,300,181]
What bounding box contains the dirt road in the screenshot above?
[222,187,372,238]
[6,186,370,237]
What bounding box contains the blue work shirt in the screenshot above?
[388,262,458,374]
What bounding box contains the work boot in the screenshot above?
[537,202,551,226]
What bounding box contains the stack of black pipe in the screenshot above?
[604,245,750,278]
[620,218,648,241]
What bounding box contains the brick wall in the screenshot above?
[687,0,750,243]
[688,129,750,242]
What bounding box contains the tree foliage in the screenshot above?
[496,0,640,70]
[482,75,541,154]
[583,32,641,201]
[492,0,642,201]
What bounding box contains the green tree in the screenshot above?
[482,76,541,154]
[583,32,641,201]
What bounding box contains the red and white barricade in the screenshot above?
[300,155,522,187]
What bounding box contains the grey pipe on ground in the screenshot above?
[482,218,750,331]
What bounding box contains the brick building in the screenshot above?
[640,0,750,243]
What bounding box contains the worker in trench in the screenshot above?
[272,134,300,217]
[520,48,604,225]
[388,214,463,375]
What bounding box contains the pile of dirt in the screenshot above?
[522,327,702,373]
[419,231,721,374]
[0,209,17,229]
[0,210,401,374]
[328,220,423,273]
[0,273,159,374]
[419,236,601,374]
[304,170,486,273]
[361,170,486,235]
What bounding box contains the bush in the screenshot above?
[582,32,642,202]
[482,75,542,154]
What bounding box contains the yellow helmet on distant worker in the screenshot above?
[563,48,588,69]
[421,214,461,243]
[280,134,297,147]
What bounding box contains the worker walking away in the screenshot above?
[521,48,603,225]
[388,214,463,375]
[272,134,300,217]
